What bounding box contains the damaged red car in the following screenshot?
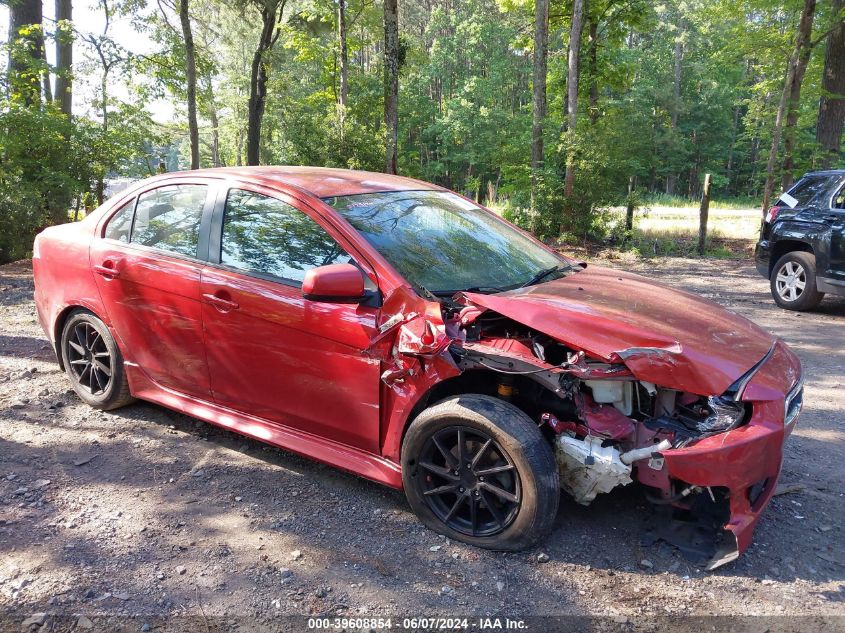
[33,167,803,569]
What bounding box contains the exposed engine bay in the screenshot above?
[449,308,746,503]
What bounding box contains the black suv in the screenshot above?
[755,170,845,311]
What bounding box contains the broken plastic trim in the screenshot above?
[725,341,776,401]
[706,531,740,570]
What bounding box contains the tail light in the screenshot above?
[764,206,780,224]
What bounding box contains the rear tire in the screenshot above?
[401,394,559,551]
[61,310,134,410]
[770,251,824,311]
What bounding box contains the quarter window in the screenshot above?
[221,189,353,284]
[130,184,208,258]
[833,185,845,209]
[104,198,135,243]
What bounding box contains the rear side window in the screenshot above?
[131,185,208,258]
[220,189,352,284]
[780,175,829,208]
[104,199,135,242]
[833,184,845,209]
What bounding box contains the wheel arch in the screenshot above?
[769,239,814,276]
[53,304,111,370]
[391,368,556,462]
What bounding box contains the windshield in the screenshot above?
[324,190,569,293]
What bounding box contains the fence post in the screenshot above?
[625,176,635,231]
[698,173,711,256]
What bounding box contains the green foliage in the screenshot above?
[0,103,81,261]
[2,0,844,265]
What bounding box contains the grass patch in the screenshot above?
[487,198,761,259]
[603,205,760,259]
[641,193,760,210]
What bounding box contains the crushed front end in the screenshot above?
[445,297,803,570]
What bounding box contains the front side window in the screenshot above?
[130,184,208,258]
[221,189,353,284]
[326,190,568,293]
[104,198,135,243]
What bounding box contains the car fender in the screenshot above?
[769,215,832,270]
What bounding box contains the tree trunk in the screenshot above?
[7,0,43,106]
[383,0,399,174]
[530,0,549,210]
[725,104,740,189]
[247,0,284,166]
[587,13,598,124]
[671,37,682,129]
[563,0,585,199]
[762,0,816,213]
[55,0,73,117]
[817,0,845,168]
[338,0,348,108]
[666,27,684,195]
[179,0,200,170]
[781,1,817,190]
[698,173,711,256]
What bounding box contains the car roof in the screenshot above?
[162,166,443,198]
[803,169,845,177]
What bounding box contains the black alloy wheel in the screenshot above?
[60,310,134,410]
[66,321,112,395]
[416,425,521,537]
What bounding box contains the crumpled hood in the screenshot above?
[461,265,776,395]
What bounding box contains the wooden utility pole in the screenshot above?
[698,173,711,256]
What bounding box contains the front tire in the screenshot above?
[770,251,824,311]
[401,394,559,550]
[61,310,134,410]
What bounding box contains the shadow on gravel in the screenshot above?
[1,406,587,616]
[0,334,54,360]
[3,387,841,620]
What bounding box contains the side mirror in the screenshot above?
[302,263,366,303]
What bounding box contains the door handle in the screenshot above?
[93,262,120,278]
[202,293,239,311]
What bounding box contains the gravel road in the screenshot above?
[1,257,843,631]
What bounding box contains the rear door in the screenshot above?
[91,181,216,398]
[200,185,382,452]
[825,180,845,282]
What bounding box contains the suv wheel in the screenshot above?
[770,251,824,311]
[401,394,559,550]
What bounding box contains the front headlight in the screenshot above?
[784,377,803,426]
[694,396,746,434]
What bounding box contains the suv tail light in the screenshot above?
[765,206,780,224]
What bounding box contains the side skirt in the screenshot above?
[817,276,845,296]
[124,362,403,489]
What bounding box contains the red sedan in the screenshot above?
[33,167,802,568]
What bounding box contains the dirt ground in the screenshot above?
[1,257,843,631]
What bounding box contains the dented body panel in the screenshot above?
[462,266,775,395]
